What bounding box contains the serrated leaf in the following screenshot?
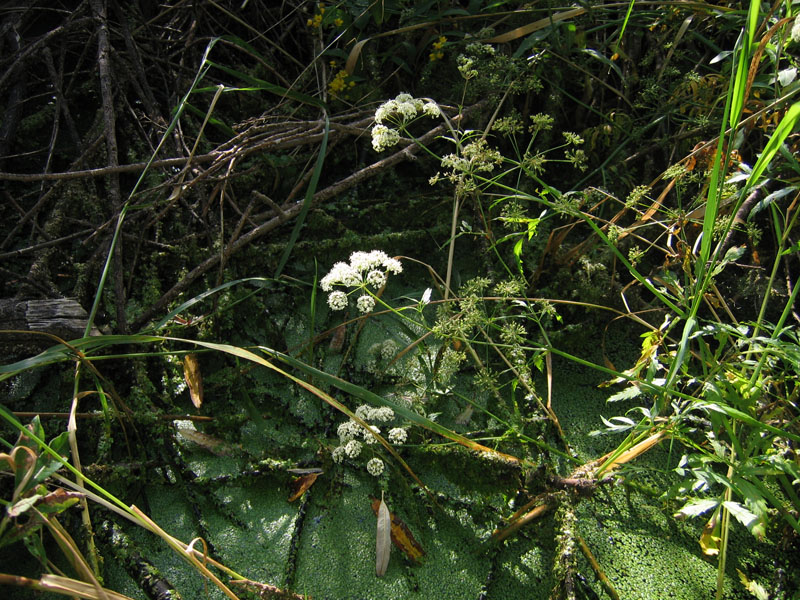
[737,569,769,600]
[674,498,719,520]
[606,385,642,402]
[723,500,765,541]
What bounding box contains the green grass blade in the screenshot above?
[84,38,222,336]
[273,114,330,279]
[729,1,761,129]
[744,101,800,189]
[207,61,327,109]
[145,277,274,332]
[266,347,523,465]
[613,0,637,56]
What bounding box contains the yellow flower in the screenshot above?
[307,6,324,29]
[329,69,352,96]
[429,36,446,62]
[334,17,343,27]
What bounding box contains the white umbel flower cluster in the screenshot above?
[321,250,402,313]
[371,124,400,152]
[388,427,407,444]
[366,457,384,476]
[330,404,406,475]
[371,93,440,153]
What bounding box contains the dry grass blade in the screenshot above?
[577,535,620,600]
[484,8,585,44]
[39,574,134,600]
[491,502,552,545]
[229,578,308,599]
[596,430,666,476]
[131,506,242,600]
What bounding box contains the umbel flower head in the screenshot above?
[371,93,440,153]
[321,250,402,312]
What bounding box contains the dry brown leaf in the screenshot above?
[287,472,320,503]
[183,353,203,409]
[596,430,665,476]
[328,323,347,352]
[376,492,391,577]
[370,496,425,564]
[177,428,236,456]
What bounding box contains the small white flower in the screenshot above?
[366,269,387,288]
[441,153,470,172]
[388,427,407,444]
[397,100,418,120]
[337,420,360,442]
[355,405,371,420]
[369,406,395,422]
[344,439,362,458]
[421,288,432,305]
[357,294,376,313]
[395,92,413,104]
[332,445,346,463]
[362,425,380,444]
[380,339,397,361]
[422,101,440,117]
[366,457,384,476]
[383,257,402,274]
[371,124,400,152]
[321,261,359,290]
[327,290,348,311]
[374,101,394,124]
[351,250,386,272]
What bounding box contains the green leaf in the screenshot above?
[206,61,327,109]
[737,569,769,600]
[674,497,719,520]
[29,431,70,488]
[606,385,642,402]
[723,500,765,540]
[780,239,800,257]
[7,494,41,518]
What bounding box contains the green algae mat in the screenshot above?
[88,366,788,600]
[2,322,793,600]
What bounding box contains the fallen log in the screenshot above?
[0,298,101,354]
